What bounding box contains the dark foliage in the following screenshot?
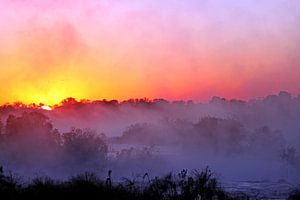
[0,112,107,176]
[288,190,300,200]
[0,167,239,200]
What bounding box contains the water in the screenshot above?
[108,143,300,199]
[223,180,297,199]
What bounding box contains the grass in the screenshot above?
[0,167,243,200]
[288,190,300,200]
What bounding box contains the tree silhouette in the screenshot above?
[0,120,3,135]
[62,128,108,172]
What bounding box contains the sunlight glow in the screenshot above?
[41,105,52,111]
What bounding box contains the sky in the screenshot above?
[0,0,299,105]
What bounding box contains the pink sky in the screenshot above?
[0,0,299,105]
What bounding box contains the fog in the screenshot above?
[0,91,299,183]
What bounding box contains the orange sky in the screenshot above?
[0,0,300,105]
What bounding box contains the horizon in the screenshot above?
[0,90,298,107]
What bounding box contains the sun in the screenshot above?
[41,105,52,111]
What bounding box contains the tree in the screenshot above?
[4,112,61,148]
[2,112,61,170]
[0,120,3,135]
[62,128,108,172]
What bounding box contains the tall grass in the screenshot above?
[0,167,243,200]
[288,190,300,200]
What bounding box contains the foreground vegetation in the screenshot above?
[0,167,248,200]
[288,190,300,200]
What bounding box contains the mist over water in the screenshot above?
[0,91,299,187]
